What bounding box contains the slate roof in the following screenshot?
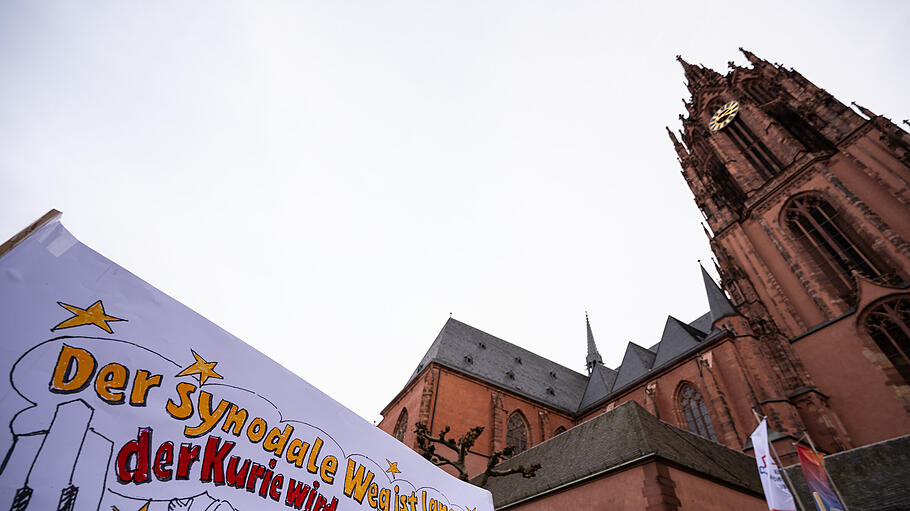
[782,434,910,511]
[577,363,617,411]
[611,342,657,391]
[688,311,713,333]
[476,401,762,508]
[652,316,707,367]
[399,267,737,416]
[405,318,589,413]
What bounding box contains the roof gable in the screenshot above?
[652,316,706,367]
[611,342,657,391]
[577,364,618,411]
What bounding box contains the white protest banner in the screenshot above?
[0,211,493,511]
[750,419,797,511]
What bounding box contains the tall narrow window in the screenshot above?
[678,383,717,441]
[724,118,783,178]
[506,412,529,454]
[706,98,782,179]
[865,297,910,385]
[765,102,832,152]
[784,195,894,301]
[393,408,408,442]
[743,79,777,105]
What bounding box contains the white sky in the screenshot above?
[2,1,908,423]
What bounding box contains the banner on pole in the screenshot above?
[0,213,493,511]
[796,445,844,511]
[750,419,797,511]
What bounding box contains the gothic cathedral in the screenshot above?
[379,50,910,509]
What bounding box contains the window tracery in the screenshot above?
[784,194,894,302]
[865,297,910,385]
[506,412,529,454]
[678,383,717,441]
[393,408,408,442]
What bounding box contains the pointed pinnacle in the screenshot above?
[585,312,602,373]
[739,47,764,67]
[667,126,688,159]
[700,263,738,325]
[851,102,876,119]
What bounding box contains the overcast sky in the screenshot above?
[2,1,908,423]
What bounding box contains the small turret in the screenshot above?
[585,312,603,374]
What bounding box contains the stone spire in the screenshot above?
[677,55,723,95]
[739,47,766,68]
[585,312,603,374]
[700,264,738,327]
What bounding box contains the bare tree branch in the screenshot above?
[413,422,541,485]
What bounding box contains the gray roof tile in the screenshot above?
[577,363,617,411]
[652,316,706,367]
[476,401,762,508]
[610,342,657,392]
[405,318,588,413]
[783,434,910,511]
[688,311,713,334]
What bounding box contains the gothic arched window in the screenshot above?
[707,98,783,178]
[553,426,566,436]
[784,194,893,302]
[392,408,408,442]
[865,297,910,385]
[764,102,832,152]
[678,383,717,441]
[506,412,529,454]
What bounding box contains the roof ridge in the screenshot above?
[629,403,755,489]
[448,317,587,377]
[626,401,653,456]
[657,420,755,488]
[666,315,708,339]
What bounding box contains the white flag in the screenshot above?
[0,213,493,511]
[750,419,797,511]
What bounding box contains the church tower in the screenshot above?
[670,49,910,450]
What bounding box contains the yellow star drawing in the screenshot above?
[386,459,401,478]
[52,300,125,334]
[466,507,476,511]
[111,502,149,511]
[176,350,223,385]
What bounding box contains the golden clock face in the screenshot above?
[709,100,739,131]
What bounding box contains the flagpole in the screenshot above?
[801,430,851,511]
[752,409,808,511]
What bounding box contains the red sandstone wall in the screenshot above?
[378,369,430,449]
[504,465,646,511]
[380,363,575,478]
[791,316,910,445]
[668,466,767,511]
